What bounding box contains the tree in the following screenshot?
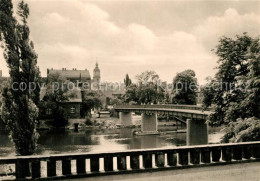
[123,71,164,104]
[0,0,41,155]
[137,84,164,104]
[0,79,8,128]
[203,33,258,125]
[172,69,198,105]
[81,91,103,117]
[39,73,71,128]
[136,70,163,104]
[123,84,139,103]
[124,74,132,87]
[202,33,260,142]
[136,70,159,84]
[240,38,260,118]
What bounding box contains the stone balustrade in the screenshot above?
[0,141,260,180]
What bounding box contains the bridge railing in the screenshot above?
[0,141,260,180]
[114,104,212,111]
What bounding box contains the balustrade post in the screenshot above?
[178,150,188,166]
[232,146,242,160]
[62,159,71,175]
[243,146,252,159]
[76,158,86,174]
[252,145,260,158]
[201,148,211,163]
[155,152,165,167]
[31,159,41,179]
[130,154,139,170]
[47,158,56,177]
[190,149,200,165]
[90,156,100,172]
[104,155,114,172]
[222,147,232,162]
[212,147,221,162]
[167,152,177,166]
[16,159,31,179]
[117,155,127,170]
[142,153,152,169]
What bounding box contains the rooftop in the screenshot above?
[48,68,91,80]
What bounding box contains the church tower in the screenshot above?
[93,62,101,87]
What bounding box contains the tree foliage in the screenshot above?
[202,33,260,142]
[136,70,159,84]
[0,0,41,155]
[203,33,260,125]
[222,117,260,143]
[172,69,198,105]
[124,74,132,87]
[123,71,165,104]
[81,91,103,117]
[39,73,71,128]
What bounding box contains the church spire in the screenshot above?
[93,62,101,90]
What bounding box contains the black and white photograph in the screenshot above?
[0,0,260,180]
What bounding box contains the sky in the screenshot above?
[0,0,260,84]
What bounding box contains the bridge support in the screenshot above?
[119,112,133,126]
[141,113,158,134]
[187,119,208,145]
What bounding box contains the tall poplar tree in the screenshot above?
[124,74,132,87]
[0,0,40,155]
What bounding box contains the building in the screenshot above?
[39,86,83,119]
[39,63,127,120]
[47,68,92,88]
[40,63,102,119]
[61,88,82,119]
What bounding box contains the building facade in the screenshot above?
[40,63,102,119]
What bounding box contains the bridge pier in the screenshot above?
[119,112,133,126]
[187,119,208,145]
[141,112,158,134]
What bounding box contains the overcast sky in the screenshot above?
[0,0,260,84]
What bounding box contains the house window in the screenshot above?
[71,106,76,114]
[46,108,52,115]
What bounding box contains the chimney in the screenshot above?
[0,70,2,77]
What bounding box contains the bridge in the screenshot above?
[114,104,213,145]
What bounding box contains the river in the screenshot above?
[0,126,224,157]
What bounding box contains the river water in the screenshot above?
[0,126,223,157]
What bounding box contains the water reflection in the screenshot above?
[0,127,186,157]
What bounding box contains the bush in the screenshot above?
[221,117,260,143]
[85,117,92,126]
